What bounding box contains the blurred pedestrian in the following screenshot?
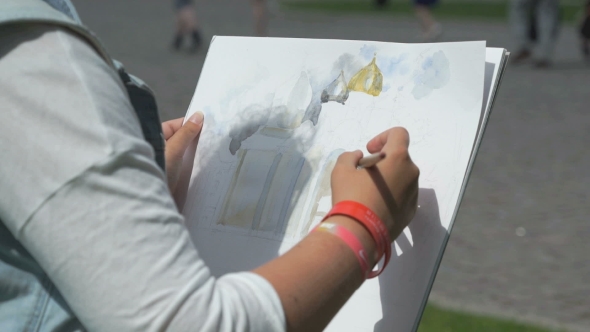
[509,0,560,68]
[252,0,268,36]
[373,0,442,42]
[414,0,442,41]
[171,0,203,52]
[580,0,590,61]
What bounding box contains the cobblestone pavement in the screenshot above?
[75,1,590,330]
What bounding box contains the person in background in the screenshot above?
[509,0,560,68]
[252,0,268,36]
[374,0,442,42]
[580,0,590,61]
[414,0,442,42]
[171,0,203,52]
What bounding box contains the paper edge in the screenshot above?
[410,48,510,332]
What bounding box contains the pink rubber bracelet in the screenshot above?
[314,222,371,279]
[323,201,391,278]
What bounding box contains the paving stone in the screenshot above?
[74,1,590,330]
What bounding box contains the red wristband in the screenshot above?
[313,222,371,278]
[322,201,391,278]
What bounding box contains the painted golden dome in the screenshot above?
[347,55,383,96]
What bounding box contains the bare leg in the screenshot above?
[415,5,435,32]
[415,4,441,41]
[177,5,198,34]
[252,0,268,36]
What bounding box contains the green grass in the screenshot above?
[282,0,583,23]
[418,304,557,332]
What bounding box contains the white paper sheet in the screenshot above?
[182,37,493,331]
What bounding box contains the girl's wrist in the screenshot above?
[323,215,378,268]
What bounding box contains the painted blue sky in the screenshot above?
[359,44,410,78]
[412,50,451,99]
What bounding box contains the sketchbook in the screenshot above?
[181,37,508,332]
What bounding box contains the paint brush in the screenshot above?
[357,152,386,169]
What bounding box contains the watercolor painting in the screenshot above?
[185,41,458,241]
[216,46,449,236]
[182,37,487,332]
[208,48,451,237]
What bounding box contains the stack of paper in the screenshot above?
[182,37,508,332]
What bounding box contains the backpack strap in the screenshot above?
[116,61,166,170]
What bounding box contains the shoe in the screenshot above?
[582,40,589,61]
[171,33,183,51]
[189,30,202,53]
[533,60,551,69]
[511,50,531,64]
[422,23,442,42]
[375,0,388,8]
